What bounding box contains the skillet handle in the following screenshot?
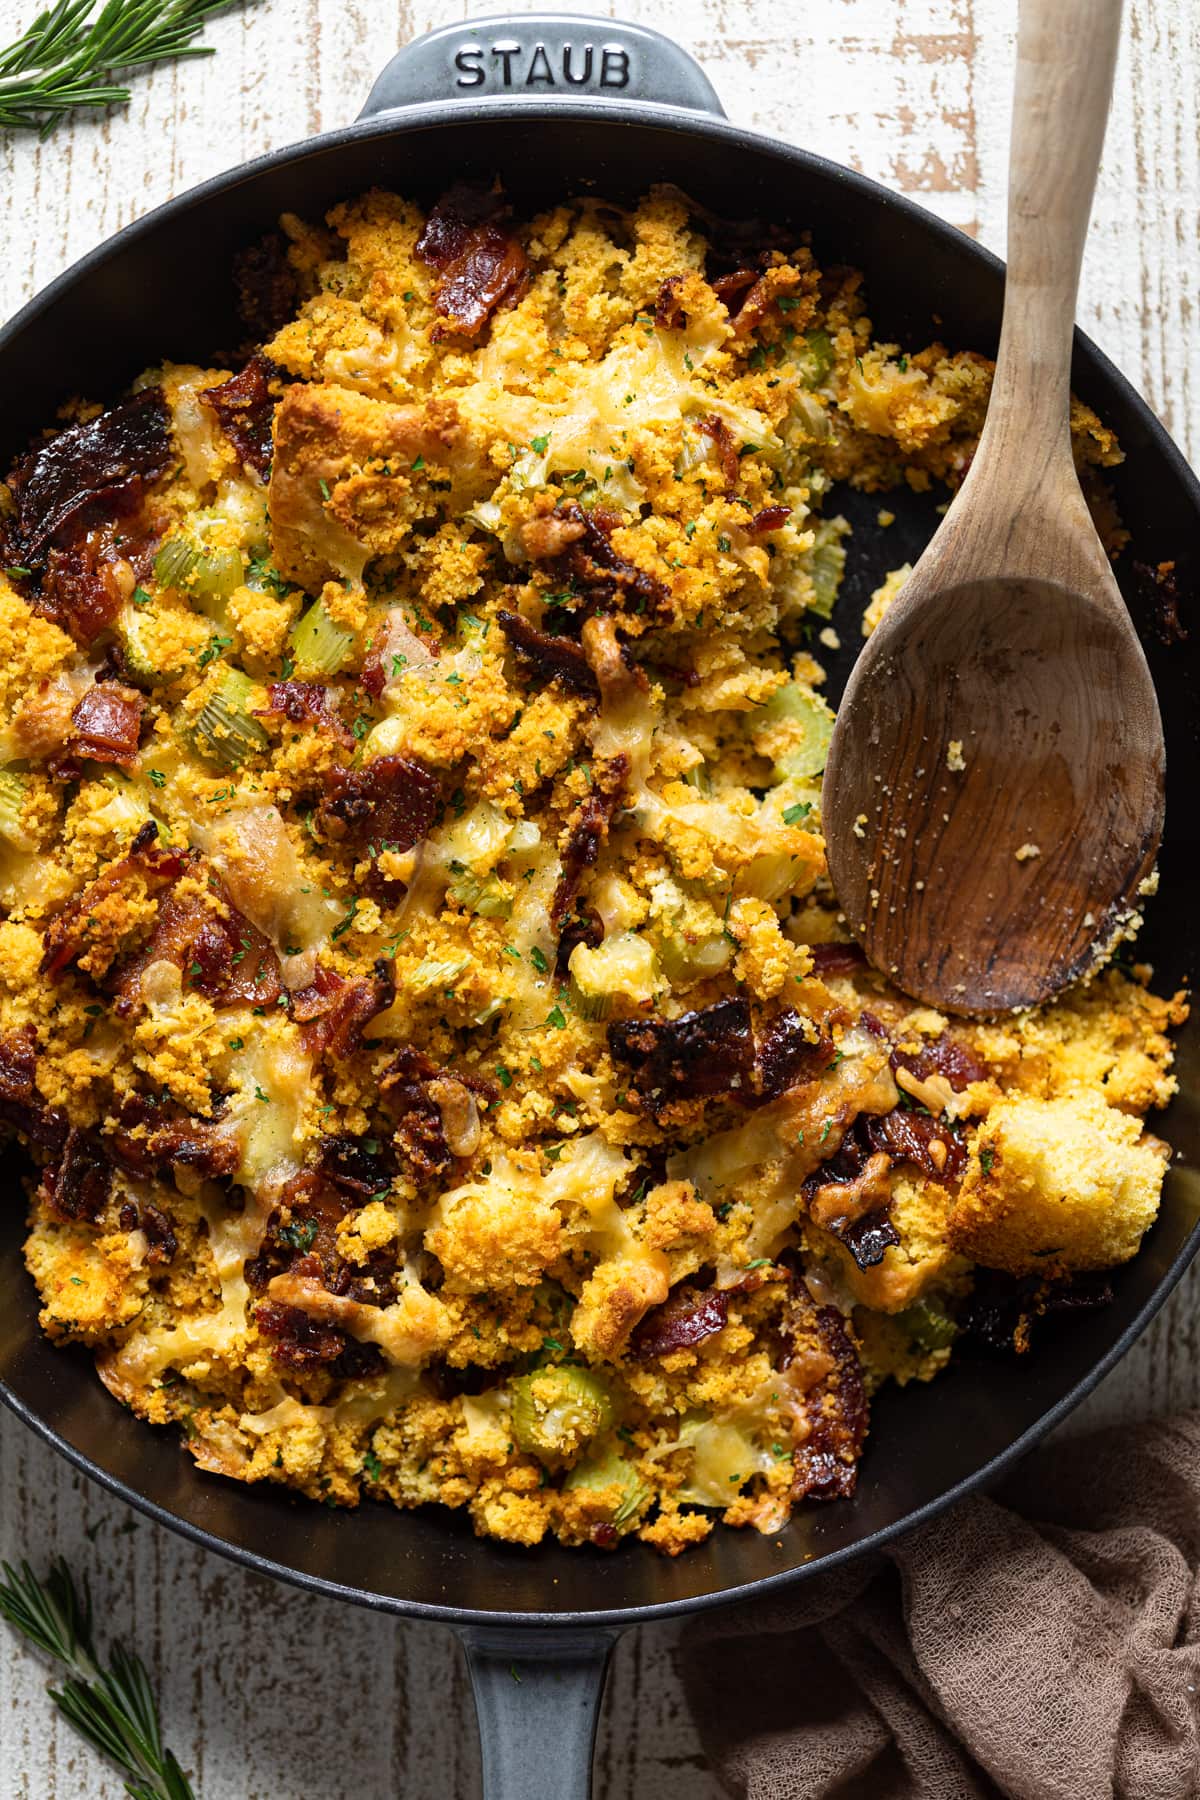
[458,1624,618,1800]
[358,14,725,121]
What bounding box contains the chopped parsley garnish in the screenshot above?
[148,769,166,788]
[981,1148,996,1174]
[530,946,549,974]
[197,633,232,669]
[362,1448,383,1481]
[530,434,550,454]
[254,1085,270,1104]
[411,454,426,471]
[130,584,152,608]
[280,1219,318,1251]
[331,898,359,940]
[318,478,331,501]
[545,1004,567,1029]
[782,802,812,825]
[495,1064,513,1087]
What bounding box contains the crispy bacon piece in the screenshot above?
[698,414,739,488]
[890,1033,987,1094]
[320,1133,395,1196]
[416,184,531,340]
[255,1291,386,1376]
[756,1012,837,1101]
[654,275,688,330]
[292,960,394,1059]
[556,502,670,618]
[800,1127,899,1269]
[107,1093,240,1182]
[44,1128,113,1224]
[118,1199,178,1263]
[245,1176,353,1294]
[254,1297,349,1369]
[379,1045,453,1180]
[6,388,171,563]
[789,1301,868,1502]
[69,681,144,767]
[40,531,130,645]
[258,680,353,747]
[317,755,440,860]
[834,1209,901,1270]
[107,884,282,1014]
[864,1108,967,1181]
[200,355,278,478]
[630,1284,728,1360]
[497,609,599,698]
[748,505,791,535]
[234,233,300,338]
[0,1028,67,1152]
[808,942,868,978]
[42,823,191,979]
[608,996,755,1114]
[551,754,629,926]
[710,267,759,312]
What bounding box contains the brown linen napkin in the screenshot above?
[680,1415,1200,1799]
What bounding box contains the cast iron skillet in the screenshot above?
[1,17,1198,1796]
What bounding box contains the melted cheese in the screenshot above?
[467,309,757,507]
[239,1367,419,1437]
[188,803,341,961]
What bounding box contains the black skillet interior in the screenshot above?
[1,106,1197,1625]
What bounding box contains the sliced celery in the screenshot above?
[794,328,834,390]
[191,545,244,604]
[0,770,31,850]
[760,683,834,782]
[154,537,200,591]
[656,928,732,987]
[290,598,354,677]
[510,1366,613,1462]
[807,518,847,618]
[568,931,660,1008]
[188,667,270,769]
[118,604,181,687]
[565,1441,651,1528]
[447,865,514,921]
[897,1299,958,1352]
[408,956,470,996]
[566,979,611,1023]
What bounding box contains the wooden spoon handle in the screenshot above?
[983,0,1123,463]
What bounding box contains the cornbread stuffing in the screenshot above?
[0,185,1184,1556]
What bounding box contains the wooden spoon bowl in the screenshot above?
[821,0,1165,1016]
[823,571,1164,1013]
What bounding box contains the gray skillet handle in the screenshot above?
[359,13,725,120]
[459,1625,618,1800]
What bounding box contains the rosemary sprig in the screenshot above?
[0,1557,196,1800]
[0,0,239,138]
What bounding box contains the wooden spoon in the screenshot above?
[821,0,1164,1017]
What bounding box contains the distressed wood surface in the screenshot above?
[1,3,1198,1795]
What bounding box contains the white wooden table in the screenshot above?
[1,3,1198,1793]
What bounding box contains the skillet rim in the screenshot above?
[2,93,1198,1629]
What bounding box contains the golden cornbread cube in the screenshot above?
[949,1093,1168,1277]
